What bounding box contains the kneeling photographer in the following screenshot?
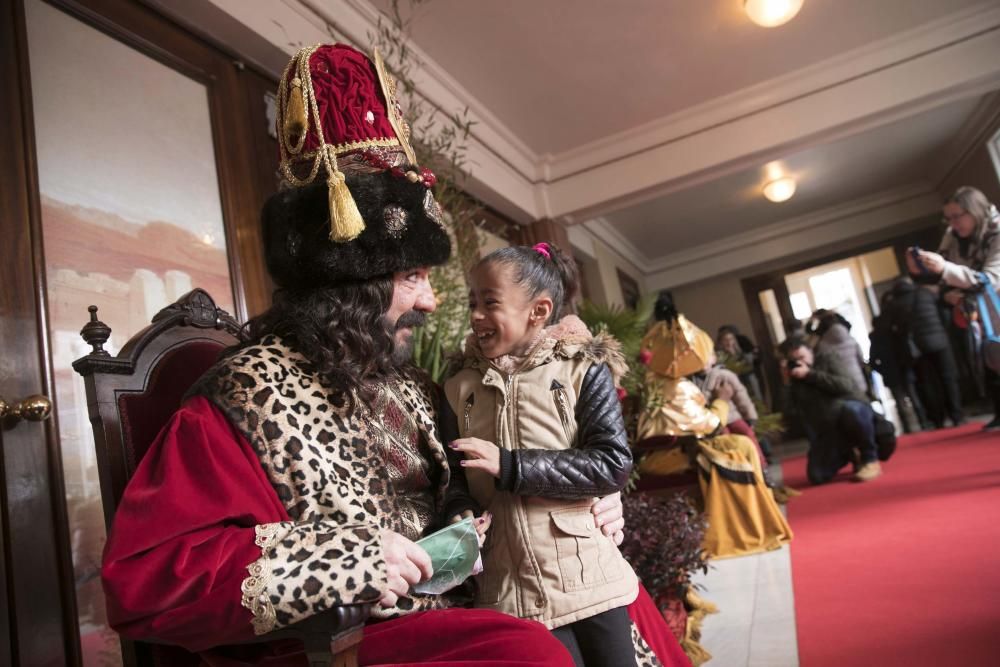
[781,337,887,484]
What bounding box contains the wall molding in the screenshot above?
[544,2,1000,181]
[583,182,938,279]
[201,0,999,239]
[643,183,942,290]
[932,90,1000,190]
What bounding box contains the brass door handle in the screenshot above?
[0,394,53,424]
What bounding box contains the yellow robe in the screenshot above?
[638,376,793,559]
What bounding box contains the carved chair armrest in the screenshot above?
[266,603,371,667]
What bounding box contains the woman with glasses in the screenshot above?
[907,185,1000,430]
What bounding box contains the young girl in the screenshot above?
[442,242,640,666]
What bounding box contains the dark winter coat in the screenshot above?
[884,281,950,354]
[815,323,869,396]
[786,351,868,436]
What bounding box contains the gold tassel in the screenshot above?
[327,171,365,242]
[284,77,308,150]
[680,588,718,666]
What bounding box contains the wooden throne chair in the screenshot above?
[73,289,368,667]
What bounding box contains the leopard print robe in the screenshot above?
[188,335,456,634]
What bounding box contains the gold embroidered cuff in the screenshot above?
[241,523,281,635]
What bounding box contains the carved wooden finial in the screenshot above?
[80,305,112,357]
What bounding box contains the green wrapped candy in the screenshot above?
[412,517,482,595]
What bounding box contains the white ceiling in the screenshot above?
[375,0,989,155]
[141,0,985,288]
[603,94,991,259]
[356,0,1000,283]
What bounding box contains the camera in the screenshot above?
[788,360,802,371]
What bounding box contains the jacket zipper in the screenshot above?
[463,393,475,432]
[550,380,573,442]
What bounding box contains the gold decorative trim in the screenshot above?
[279,138,403,181]
[241,523,281,635]
[330,137,402,155]
[373,48,417,166]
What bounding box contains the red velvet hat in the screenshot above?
[266,44,451,288]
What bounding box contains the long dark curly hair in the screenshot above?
[232,277,400,408]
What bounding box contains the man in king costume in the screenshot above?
[101,44,689,666]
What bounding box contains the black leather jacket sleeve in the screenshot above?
[500,363,632,498]
[438,394,482,522]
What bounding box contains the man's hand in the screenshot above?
[712,382,735,402]
[789,364,811,380]
[592,492,626,545]
[378,530,433,608]
[451,438,501,478]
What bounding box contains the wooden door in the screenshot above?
[0,0,277,664]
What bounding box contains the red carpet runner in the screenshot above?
[782,423,1000,667]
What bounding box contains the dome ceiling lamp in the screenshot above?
[761,161,796,202]
[744,0,804,28]
[763,177,797,203]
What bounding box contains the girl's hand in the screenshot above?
[449,510,493,547]
[451,438,501,478]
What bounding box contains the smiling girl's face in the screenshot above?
[467,261,552,359]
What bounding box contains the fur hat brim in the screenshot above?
[263,171,452,289]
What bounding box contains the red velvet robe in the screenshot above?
[102,397,690,666]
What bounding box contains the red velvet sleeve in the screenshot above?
[102,396,291,652]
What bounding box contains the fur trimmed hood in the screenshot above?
[462,314,629,384]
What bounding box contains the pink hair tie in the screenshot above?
[533,242,552,260]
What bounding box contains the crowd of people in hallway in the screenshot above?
[86,37,1000,667]
[776,185,1000,488]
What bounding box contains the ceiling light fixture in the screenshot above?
[763,177,797,202]
[744,0,804,28]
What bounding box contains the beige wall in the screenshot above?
[671,275,754,339]
[668,217,932,342]
[593,240,645,307]
[568,226,646,307]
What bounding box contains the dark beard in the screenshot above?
[389,310,427,365]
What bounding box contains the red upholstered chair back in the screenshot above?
[74,289,243,526]
[73,289,244,667]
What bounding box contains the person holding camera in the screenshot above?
[906,185,1000,431]
[781,337,883,484]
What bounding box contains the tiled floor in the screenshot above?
[691,457,801,666]
[692,545,798,666]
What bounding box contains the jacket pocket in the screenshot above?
[550,507,622,593]
[550,380,575,443]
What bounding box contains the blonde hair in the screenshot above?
[946,186,997,239]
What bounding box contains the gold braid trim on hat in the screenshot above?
[277,44,364,243]
[373,49,417,166]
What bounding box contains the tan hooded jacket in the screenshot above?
[442,316,638,629]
